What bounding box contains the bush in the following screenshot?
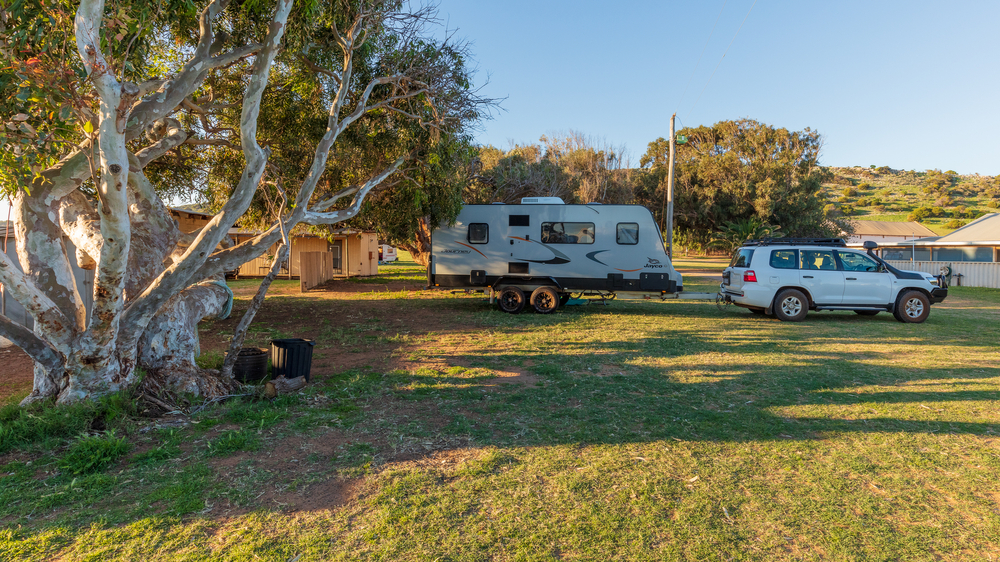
[0,392,137,453]
[58,431,132,474]
[986,200,999,209]
[823,203,839,217]
[952,205,966,217]
[841,204,855,216]
[907,206,933,222]
[930,206,945,217]
[857,182,871,190]
[842,187,858,197]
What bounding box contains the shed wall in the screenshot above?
[886,260,1000,289]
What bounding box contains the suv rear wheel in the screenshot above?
[893,290,930,323]
[774,289,809,322]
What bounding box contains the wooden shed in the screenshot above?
[168,208,380,281]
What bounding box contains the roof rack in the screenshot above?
[742,238,847,247]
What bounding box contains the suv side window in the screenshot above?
[730,248,754,268]
[838,251,880,272]
[800,250,838,270]
[769,249,797,269]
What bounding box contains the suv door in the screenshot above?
[836,250,892,306]
[799,249,844,305]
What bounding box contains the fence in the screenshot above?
[299,251,336,292]
[886,261,1000,289]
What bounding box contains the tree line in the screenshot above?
[346,120,846,263]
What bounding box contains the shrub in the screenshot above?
[842,187,858,197]
[857,197,871,207]
[945,219,966,229]
[930,206,945,217]
[952,205,966,217]
[0,392,137,453]
[841,204,855,216]
[907,206,933,222]
[857,182,871,190]
[872,205,887,213]
[823,203,839,217]
[58,431,132,474]
[987,200,999,209]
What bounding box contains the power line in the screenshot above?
[677,0,729,111]
[687,0,759,116]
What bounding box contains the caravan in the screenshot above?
[429,198,685,313]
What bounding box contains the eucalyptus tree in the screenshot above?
[0,0,487,404]
[639,119,845,240]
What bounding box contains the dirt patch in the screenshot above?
[0,346,34,404]
[487,368,539,386]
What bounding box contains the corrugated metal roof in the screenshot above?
[933,213,1000,244]
[849,220,937,237]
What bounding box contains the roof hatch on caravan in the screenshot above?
[520,197,565,204]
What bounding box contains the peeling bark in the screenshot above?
[138,280,237,397]
[398,216,432,267]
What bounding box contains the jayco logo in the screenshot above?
[645,257,663,269]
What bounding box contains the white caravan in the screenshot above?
[429,198,685,313]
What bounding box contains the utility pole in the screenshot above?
[666,113,676,258]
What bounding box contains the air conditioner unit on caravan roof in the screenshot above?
[520,197,565,204]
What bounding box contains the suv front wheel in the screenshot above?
[774,289,809,322]
[893,290,930,323]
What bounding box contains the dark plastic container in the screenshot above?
[270,338,315,382]
[227,347,269,382]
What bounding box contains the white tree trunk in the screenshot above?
[138,280,236,397]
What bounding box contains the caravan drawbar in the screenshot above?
[429,198,686,313]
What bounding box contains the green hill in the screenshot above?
[821,166,999,235]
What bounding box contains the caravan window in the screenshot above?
[467,223,489,244]
[616,223,639,245]
[540,222,595,244]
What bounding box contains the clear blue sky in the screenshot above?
[434,0,1000,175]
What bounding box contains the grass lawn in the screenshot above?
[1,260,998,561]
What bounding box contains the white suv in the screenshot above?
[720,238,948,323]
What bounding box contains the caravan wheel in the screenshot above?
[497,286,526,314]
[531,287,559,314]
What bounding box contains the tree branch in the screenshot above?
[120,0,294,341]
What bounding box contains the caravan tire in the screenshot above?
[497,286,526,314]
[531,287,560,314]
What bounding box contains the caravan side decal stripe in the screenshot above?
[456,242,487,257]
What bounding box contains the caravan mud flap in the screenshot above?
[640,272,676,292]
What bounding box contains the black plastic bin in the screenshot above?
[227,347,269,382]
[270,338,315,382]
